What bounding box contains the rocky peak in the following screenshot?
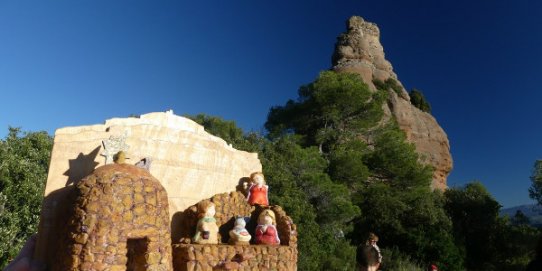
[332,16,452,190]
[332,17,408,99]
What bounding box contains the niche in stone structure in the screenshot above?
[172,191,299,271]
[127,237,149,271]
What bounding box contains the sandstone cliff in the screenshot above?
[332,16,452,189]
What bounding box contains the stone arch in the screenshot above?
[53,164,172,271]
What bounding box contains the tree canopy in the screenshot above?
[266,71,385,151]
[263,71,464,270]
[0,128,52,267]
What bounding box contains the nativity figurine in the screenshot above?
[192,200,219,244]
[255,209,280,245]
[228,216,251,245]
[246,172,269,206]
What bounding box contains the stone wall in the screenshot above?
[51,164,172,271]
[172,244,297,271]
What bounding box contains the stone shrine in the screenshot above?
[34,111,297,270]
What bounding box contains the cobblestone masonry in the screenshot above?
[40,168,298,270]
[172,244,297,271]
[173,192,298,270]
[52,164,172,271]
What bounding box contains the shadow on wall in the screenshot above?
[34,185,77,266]
[35,145,102,266]
[63,146,101,186]
[236,177,251,197]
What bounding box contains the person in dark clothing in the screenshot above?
[357,233,382,271]
[526,234,542,271]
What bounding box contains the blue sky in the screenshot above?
[1,0,541,207]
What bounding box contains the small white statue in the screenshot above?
[229,216,251,245]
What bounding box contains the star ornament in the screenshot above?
[101,132,130,165]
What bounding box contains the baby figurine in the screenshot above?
[192,200,219,244]
[255,209,280,245]
[228,216,251,245]
[246,172,269,206]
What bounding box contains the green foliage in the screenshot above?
[511,210,531,226]
[444,182,503,270]
[365,124,433,189]
[529,160,542,206]
[260,135,359,270]
[266,70,464,270]
[0,128,52,267]
[380,247,424,271]
[354,184,463,271]
[409,88,432,113]
[373,77,403,95]
[328,140,370,191]
[496,221,540,270]
[187,114,262,152]
[266,71,385,151]
[433,180,541,271]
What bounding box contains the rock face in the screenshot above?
[332,16,452,189]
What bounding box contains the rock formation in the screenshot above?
[332,16,452,189]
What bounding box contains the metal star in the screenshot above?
[101,132,129,165]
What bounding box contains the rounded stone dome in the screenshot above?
[55,163,172,271]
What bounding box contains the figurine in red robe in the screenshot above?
[255,209,280,245]
[246,172,269,206]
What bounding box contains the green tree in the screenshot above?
[364,123,433,189]
[529,160,542,206]
[0,128,52,267]
[354,183,463,271]
[261,135,360,270]
[266,71,463,270]
[266,71,385,152]
[496,218,540,270]
[444,182,503,271]
[409,88,432,113]
[511,210,531,226]
[328,140,370,191]
[187,114,262,152]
